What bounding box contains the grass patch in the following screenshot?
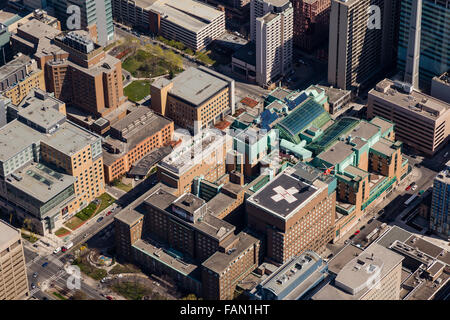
[53,292,67,300]
[123,49,183,78]
[124,80,150,102]
[111,281,166,300]
[112,180,133,192]
[75,203,97,221]
[21,231,38,243]
[64,216,85,231]
[73,257,107,281]
[109,263,141,275]
[96,193,116,215]
[55,227,70,237]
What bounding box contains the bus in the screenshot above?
[404,194,418,206]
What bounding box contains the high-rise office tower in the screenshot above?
[430,161,450,238]
[291,0,331,51]
[397,0,450,90]
[45,0,114,46]
[328,0,400,91]
[254,0,293,86]
[0,220,29,300]
[403,0,422,89]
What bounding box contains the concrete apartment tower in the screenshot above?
[430,161,450,238]
[404,0,422,89]
[0,220,29,300]
[255,0,293,86]
[328,0,399,91]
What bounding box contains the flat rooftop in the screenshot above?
[247,172,318,220]
[0,220,20,247]
[150,0,224,33]
[313,243,404,300]
[370,79,450,120]
[317,141,354,165]
[202,231,258,274]
[6,162,75,203]
[328,244,364,275]
[0,54,31,81]
[115,208,144,226]
[232,41,256,66]
[43,121,100,156]
[0,120,38,162]
[370,138,396,157]
[17,99,66,131]
[15,18,60,41]
[370,117,393,137]
[170,67,229,107]
[258,251,324,298]
[133,238,199,278]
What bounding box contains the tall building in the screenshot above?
[328,0,400,91]
[368,78,450,156]
[150,66,235,133]
[47,0,114,46]
[312,243,404,300]
[397,0,450,90]
[255,0,293,86]
[0,220,29,300]
[12,21,127,121]
[0,96,105,235]
[246,163,337,264]
[291,0,331,51]
[430,161,450,238]
[114,189,260,300]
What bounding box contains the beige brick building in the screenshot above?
[0,220,29,300]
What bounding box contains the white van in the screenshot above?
[53,247,61,254]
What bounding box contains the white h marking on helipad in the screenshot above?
[271,186,298,203]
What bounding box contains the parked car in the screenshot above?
[41,262,48,268]
[53,247,61,254]
[106,296,114,300]
[32,272,38,278]
[354,230,360,235]
[97,217,104,223]
[405,185,412,191]
[106,211,112,217]
[411,185,417,191]
[31,283,36,289]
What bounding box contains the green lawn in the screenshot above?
[73,257,107,281]
[124,80,150,102]
[122,49,182,78]
[96,193,116,215]
[55,227,71,237]
[64,216,85,231]
[112,180,133,192]
[75,203,97,221]
[195,51,215,65]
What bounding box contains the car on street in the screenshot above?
[411,185,417,191]
[31,283,36,289]
[405,185,412,191]
[83,233,88,238]
[32,272,38,278]
[106,211,112,216]
[378,209,385,215]
[41,262,48,268]
[97,217,104,223]
[106,296,114,300]
[419,190,425,195]
[354,230,360,235]
[53,247,61,254]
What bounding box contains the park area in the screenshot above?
[122,45,183,79]
[123,80,150,102]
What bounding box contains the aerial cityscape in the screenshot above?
[0,0,449,305]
